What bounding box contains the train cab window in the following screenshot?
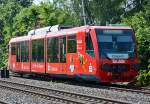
[85,32,94,57]
[21,41,29,62]
[67,35,76,53]
[47,37,59,63]
[16,42,21,62]
[59,37,66,63]
[32,39,44,62]
[11,43,16,55]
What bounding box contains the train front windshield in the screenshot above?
[96,29,135,59]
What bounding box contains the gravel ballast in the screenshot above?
[0,77,150,104]
[0,87,57,104]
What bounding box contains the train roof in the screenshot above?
[9,25,132,43]
[91,26,132,29]
[9,35,30,43]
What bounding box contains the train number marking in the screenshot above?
[48,65,58,71]
[112,60,125,63]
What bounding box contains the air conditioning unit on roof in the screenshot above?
[28,25,73,36]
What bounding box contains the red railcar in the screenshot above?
[8,25,139,83]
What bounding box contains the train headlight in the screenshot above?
[131,64,140,70]
[102,64,111,71]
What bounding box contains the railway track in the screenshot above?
[63,80,150,96]
[9,75,150,96]
[69,81,150,96]
[0,79,131,104]
[107,86,150,95]
[83,83,150,95]
[0,100,9,104]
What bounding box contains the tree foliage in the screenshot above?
[66,0,125,25]
[0,0,26,68]
[123,12,150,71]
[122,2,150,86]
[13,3,79,36]
[57,0,148,25]
[136,70,150,86]
[124,0,148,16]
[0,0,79,68]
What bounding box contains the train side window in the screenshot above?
[32,39,44,62]
[25,42,29,62]
[11,43,16,55]
[47,37,59,63]
[16,42,21,62]
[59,36,66,63]
[67,35,76,53]
[85,32,94,57]
[21,42,25,62]
[21,41,29,62]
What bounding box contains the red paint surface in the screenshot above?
[8,26,139,83]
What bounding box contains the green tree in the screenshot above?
[56,0,126,25]
[0,0,33,68]
[13,5,39,36]
[123,12,150,70]
[13,2,79,36]
[124,0,148,16]
[16,0,33,7]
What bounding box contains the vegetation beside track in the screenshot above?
[135,70,150,86]
[123,11,150,86]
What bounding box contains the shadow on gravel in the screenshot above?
[11,73,138,90]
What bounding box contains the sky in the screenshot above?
[33,0,52,4]
[33,0,44,4]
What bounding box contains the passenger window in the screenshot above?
[85,32,94,57]
[32,39,44,62]
[21,41,29,62]
[59,36,66,63]
[47,37,59,63]
[11,43,16,55]
[67,35,76,53]
[16,42,21,62]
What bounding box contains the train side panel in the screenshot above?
[75,30,99,81]
[9,42,30,73]
[46,35,67,75]
[30,38,46,73]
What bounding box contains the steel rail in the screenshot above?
[0,79,131,104]
[0,100,9,104]
[109,86,150,95]
[0,84,86,104]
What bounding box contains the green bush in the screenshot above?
[136,70,150,86]
[122,12,150,70]
[123,12,150,87]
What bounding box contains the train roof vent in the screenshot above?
[50,25,73,32]
[28,26,51,36]
[28,25,73,36]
